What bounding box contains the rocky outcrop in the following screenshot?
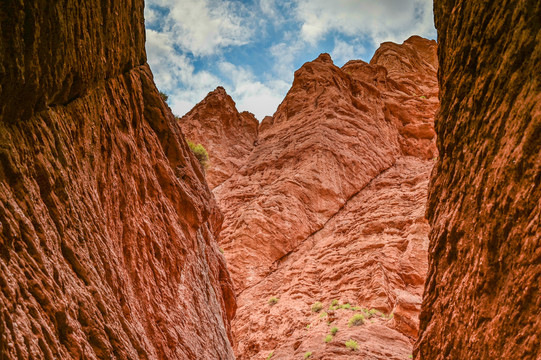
[178,87,259,189]
[416,2,541,359]
[184,37,437,358]
[216,52,401,293]
[233,158,432,359]
[0,1,235,359]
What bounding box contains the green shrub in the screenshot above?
[159,91,169,102]
[266,351,274,359]
[304,352,312,359]
[341,303,351,310]
[345,339,359,351]
[324,334,333,343]
[348,313,365,327]
[187,141,209,169]
[219,247,224,254]
[306,324,310,330]
[330,327,339,336]
[419,95,426,99]
[268,297,279,306]
[364,308,381,318]
[311,301,323,313]
[331,299,339,306]
[319,312,327,318]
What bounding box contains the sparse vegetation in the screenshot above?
[306,324,310,330]
[311,301,323,313]
[364,308,381,318]
[319,312,327,318]
[324,334,333,343]
[266,351,274,359]
[187,140,209,169]
[304,351,312,359]
[219,247,224,254]
[330,327,339,336]
[268,297,279,306]
[348,313,365,327]
[419,95,427,99]
[331,299,339,306]
[159,91,169,102]
[341,303,352,310]
[345,339,359,351]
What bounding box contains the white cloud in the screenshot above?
[146,0,254,56]
[294,0,435,46]
[218,62,289,119]
[331,39,366,66]
[146,29,221,116]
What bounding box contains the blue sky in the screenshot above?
[145,0,436,120]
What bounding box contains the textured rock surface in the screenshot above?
[188,37,438,358]
[234,158,433,360]
[417,2,541,359]
[0,1,236,359]
[179,87,259,189]
[216,53,402,293]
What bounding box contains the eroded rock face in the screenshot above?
[186,37,438,358]
[416,2,541,359]
[179,87,259,189]
[234,158,433,359]
[0,2,235,359]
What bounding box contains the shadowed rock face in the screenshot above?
[0,1,236,359]
[179,87,259,189]
[185,37,438,359]
[416,2,541,359]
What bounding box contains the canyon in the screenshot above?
[0,1,539,360]
[180,36,438,359]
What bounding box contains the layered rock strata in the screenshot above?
[416,1,541,359]
[0,1,236,359]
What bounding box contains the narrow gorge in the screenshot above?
[0,1,539,360]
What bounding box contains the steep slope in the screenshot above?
[179,87,259,189]
[0,2,235,359]
[215,52,403,293]
[416,1,541,359]
[228,37,438,360]
[180,36,437,358]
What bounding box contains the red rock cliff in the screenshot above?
[179,87,259,189]
[0,1,236,359]
[183,37,438,359]
[416,1,540,359]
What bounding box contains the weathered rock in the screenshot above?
[233,158,433,360]
[0,1,236,359]
[179,87,259,189]
[188,37,438,359]
[215,51,403,293]
[416,2,541,359]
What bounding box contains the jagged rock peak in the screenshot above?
[315,52,334,64]
[178,87,258,189]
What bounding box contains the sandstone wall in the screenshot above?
[416,1,540,359]
[0,1,236,359]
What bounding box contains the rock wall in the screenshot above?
[184,36,438,359]
[0,1,236,359]
[416,1,540,359]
